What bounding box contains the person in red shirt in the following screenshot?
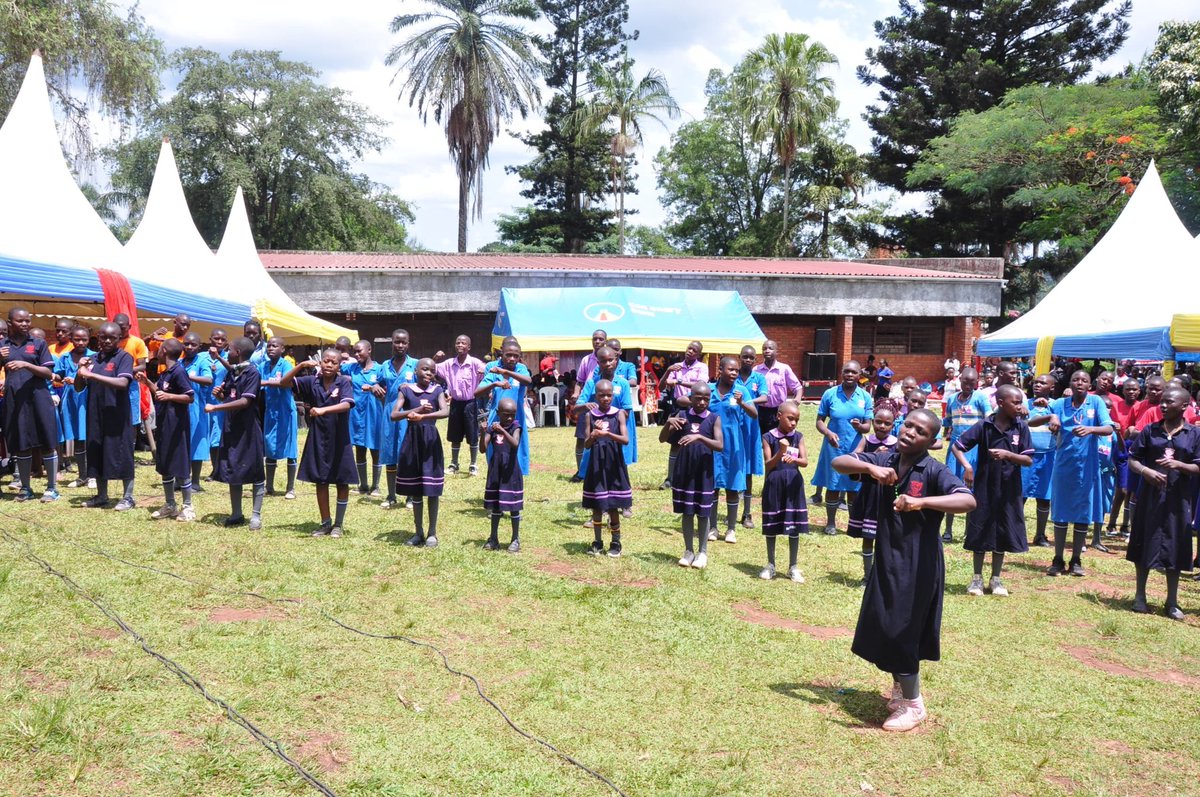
[1105,378,1142,537]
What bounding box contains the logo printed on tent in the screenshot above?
[583,302,625,323]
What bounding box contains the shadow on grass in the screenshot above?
[635,550,679,566]
[770,682,884,729]
[824,571,865,589]
[1082,593,1140,613]
[560,541,594,556]
[374,529,415,546]
[731,562,766,579]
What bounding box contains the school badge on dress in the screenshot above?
[908,480,924,497]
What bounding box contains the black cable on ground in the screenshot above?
[0,527,340,797]
[0,510,630,797]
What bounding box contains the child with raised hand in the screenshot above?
[55,326,94,488]
[582,379,632,557]
[260,336,299,499]
[1126,385,1200,620]
[393,357,449,548]
[179,332,213,497]
[1023,373,1057,547]
[848,405,900,583]
[144,339,195,521]
[482,397,523,553]
[279,348,358,538]
[833,409,976,733]
[77,321,135,509]
[475,340,532,476]
[343,340,384,495]
[709,355,757,543]
[661,383,722,569]
[759,400,808,581]
[205,336,267,530]
[953,384,1033,596]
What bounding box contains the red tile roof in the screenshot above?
[259,251,995,280]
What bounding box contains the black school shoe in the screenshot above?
[1131,597,1151,614]
[483,538,500,551]
[507,539,521,554]
[588,540,605,556]
[1067,559,1085,577]
[607,540,622,558]
[405,533,425,546]
[1046,559,1066,577]
[223,515,247,527]
[1164,604,1186,621]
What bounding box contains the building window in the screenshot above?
[852,319,946,355]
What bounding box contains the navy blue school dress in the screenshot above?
[480,363,531,475]
[850,450,971,674]
[847,434,898,539]
[955,416,1033,554]
[760,428,809,537]
[483,420,524,514]
[86,349,135,480]
[581,407,633,511]
[1127,422,1200,572]
[214,364,266,485]
[667,409,717,517]
[1,334,58,451]
[153,361,194,483]
[395,383,445,497]
[295,374,358,485]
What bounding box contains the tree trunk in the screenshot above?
[457,169,469,253]
[618,157,626,255]
[779,170,791,256]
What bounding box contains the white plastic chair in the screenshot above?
[538,386,561,427]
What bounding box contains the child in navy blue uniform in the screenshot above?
[661,383,722,569]
[78,322,136,509]
[482,397,523,553]
[392,357,449,548]
[834,409,976,733]
[759,400,808,581]
[848,405,899,584]
[205,337,267,530]
[953,384,1033,596]
[145,339,195,521]
[0,307,60,502]
[280,348,358,538]
[1127,385,1200,619]
[583,380,632,557]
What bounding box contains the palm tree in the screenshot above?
[740,33,838,254]
[387,0,541,252]
[572,57,680,254]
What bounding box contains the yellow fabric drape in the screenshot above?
[1035,336,1055,375]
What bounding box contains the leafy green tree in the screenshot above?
[387,0,542,252]
[796,134,871,258]
[107,49,413,251]
[858,0,1131,257]
[0,0,163,148]
[507,0,633,252]
[571,56,680,253]
[1148,20,1200,233]
[740,32,838,253]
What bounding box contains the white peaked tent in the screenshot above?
[213,187,357,343]
[978,161,1198,369]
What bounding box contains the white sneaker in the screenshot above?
[989,577,1009,597]
[706,528,718,541]
[176,506,196,522]
[967,575,985,596]
[150,505,178,520]
[692,552,708,569]
[788,566,805,583]
[759,563,775,580]
[86,478,97,489]
[678,551,695,568]
[882,696,927,732]
[724,529,737,544]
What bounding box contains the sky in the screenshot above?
[122,0,1183,252]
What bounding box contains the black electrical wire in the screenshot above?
[0,511,630,797]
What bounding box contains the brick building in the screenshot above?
[260,252,1001,388]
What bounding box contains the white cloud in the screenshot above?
[118,0,1183,252]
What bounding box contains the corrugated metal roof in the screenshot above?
[259,251,995,280]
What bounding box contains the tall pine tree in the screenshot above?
[858,0,1130,257]
[507,0,635,252]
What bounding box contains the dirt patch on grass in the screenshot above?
[294,731,349,773]
[162,730,199,751]
[1062,645,1200,687]
[534,559,657,588]
[90,627,121,640]
[207,606,286,623]
[1096,739,1136,756]
[733,603,852,640]
[1045,774,1079,793]
[21,669,66,692]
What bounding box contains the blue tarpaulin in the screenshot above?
[492,286,765,352]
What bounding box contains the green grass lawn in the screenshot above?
[2,404,1199,797]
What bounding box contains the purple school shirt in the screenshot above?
[753,361,801,408]
[436,355,485,401]
[578,352,599,385]
[671,358,709,401]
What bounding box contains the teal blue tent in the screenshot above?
[492,286,764,352]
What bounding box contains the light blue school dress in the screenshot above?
[1050,394,1113,524]
[710,381,749,492]
[260,357,298,460]
[575,375,636,477]
[54,350,93,443]
[736,371,769,476]
[812,385,874,493]
[342,361,383,450]
[182,352,212,461]
[1022,398,1055,500]
[942,390,993,479]
[378,355,417,466]
[207,352,228,449]
[481,363,531,475]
